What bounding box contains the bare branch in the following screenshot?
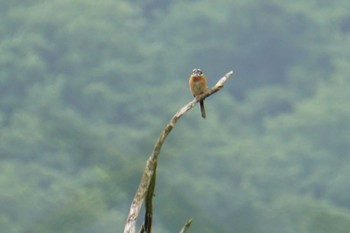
[179,219,193,233]
[123,70,234,233]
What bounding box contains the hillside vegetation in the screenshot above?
[1,0,350,232]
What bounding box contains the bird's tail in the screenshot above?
[200,100,206,119]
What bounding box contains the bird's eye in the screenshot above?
[192,68,202,75]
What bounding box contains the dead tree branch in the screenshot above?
[123,70,234,233]
[179,219,193,233]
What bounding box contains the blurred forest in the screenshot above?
[1,0,350,232]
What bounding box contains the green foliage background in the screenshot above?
[1,0,350,232]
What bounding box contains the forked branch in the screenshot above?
[123,70,234,233]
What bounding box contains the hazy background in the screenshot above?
[1,0,350,232]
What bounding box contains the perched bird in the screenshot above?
[189,68,208,118]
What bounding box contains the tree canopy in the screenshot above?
[1,0,350,232]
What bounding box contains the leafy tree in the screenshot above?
[1,0,350,232]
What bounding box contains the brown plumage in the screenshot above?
[189,69,208,119]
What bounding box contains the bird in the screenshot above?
[189,68,208,119]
